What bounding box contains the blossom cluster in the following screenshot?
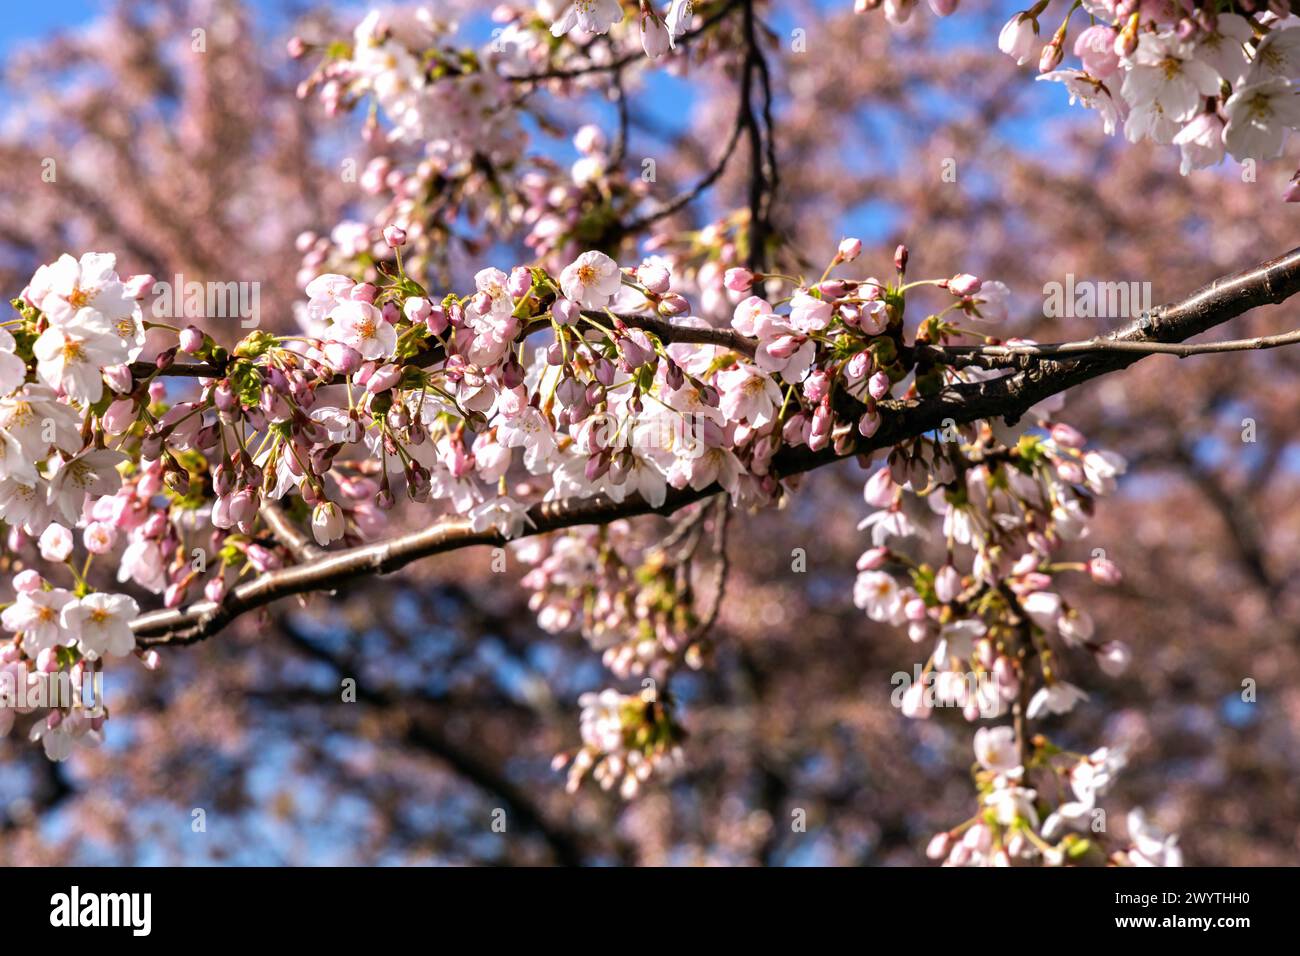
[1003,3,1300,189]
[553,686,686,798]
[926,730,1180,866]
[851,403,1171,864]
[549,0,695,57]
[856,0,1300,194]
[0,232,1178,863]
[291,4,716,300]
[1,253,155,759]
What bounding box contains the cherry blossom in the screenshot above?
[62,592,140,660]
[550,0,625,39]
[559,251,623,309]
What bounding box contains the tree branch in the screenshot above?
[262,500,325,563]
[926,327,1300,364]
[129,310,756,383]
[130,245,1300,647]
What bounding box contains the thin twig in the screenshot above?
[928,327,1300,363]
[262,500,325,563]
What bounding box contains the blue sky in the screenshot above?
[1,1,100,53]
[0,0,362,55]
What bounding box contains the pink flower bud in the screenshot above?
[124,274,156,299]
[637,263,671,294]
[846,350,872,381]
[165,582,188,608]
[383,224,407,248]
[213,382,237,413]
[804,369,832,403]
[1050,422,1086,447]
[350,282,379,304]
[204,576,227,603]
[245,543,280,573]
[1039,39,1063,73]
[508,267,532,298]
[83,522,115,555]
[856,547,888,570]
[935,564,961,603]
[13,569,43,593]
[230,490,258,528]
[323,341,363,375]
[103,398,137,435]
[425,306,449,335]
[641,10,671,57]
[765,334,803,360]
[179,326,205,353]
[141,512,169,539]
[948,273,982,296]
[863,467,896,508]
[1096,641,1132,677]
[552,297,580,327]
[926,833,952,859]
[366,363,403,394]
[773,414,803,449]
[103,364,134,395]
[808,403,832,451]
[658,293,689,316]
[857,409,881,437]
[1089,556,1122,585]
[38,524,73,563]
[868,370,891,400]
[837,237,862,262]
[724,268,754,293]
[618,329,656,369]
[37,648,60,673]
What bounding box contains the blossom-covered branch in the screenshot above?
[126,245,1300,646]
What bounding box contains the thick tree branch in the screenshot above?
[130,245,1300,647]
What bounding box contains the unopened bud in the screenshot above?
[893,244,908,273]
